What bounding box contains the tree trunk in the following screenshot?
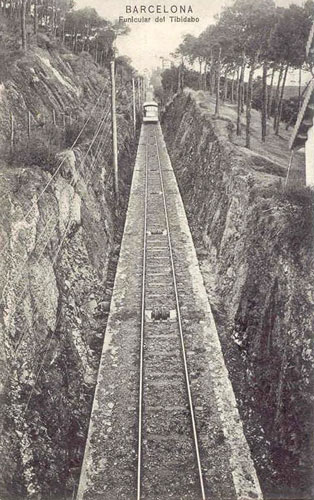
[298,67,302,111]
[273,64,284,131]
[209,50,215,95]
[231,71,235,104]
[39,10,43,30]
[95,40,98,63]
[33,0,38,36]
[199,59,202,90]
[74,32,78,53]
[204,62,207,91]
[62,19,65,44]
[177,64,182,93]
[236,66,240,103]
[223,67,228,102]
[237,54,245,136]
[246,54,258,149]
[21,0,27,50]
[241,81,245,113]
[51,0,55,32]
[54,0,58,35]
[267,66,275,118]
[275,63,289,136]
[261,61,268,142]
[215,46,221,117]
[87,25,91,53]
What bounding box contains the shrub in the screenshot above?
[6,128,61,172]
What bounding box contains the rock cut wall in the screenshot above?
[161,90,314,500]
[0,43,136,499]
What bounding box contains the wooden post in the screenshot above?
[27,110,31,139]
[132,77,136,136]
[111,60,119,204]
[10,112,14,154]
[137,77,141,114]
[53,109,56,126]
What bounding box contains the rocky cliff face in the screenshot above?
[0,41,136,499]
[162,90,314,500]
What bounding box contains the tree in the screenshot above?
[270,3,314,135]
[218,0,276,147]
[166,0,314,147]
[21,0,27,50]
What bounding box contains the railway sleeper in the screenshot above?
[147,229,167,235]
[145,308,177,322]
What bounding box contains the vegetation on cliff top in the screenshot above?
[157,0,314,149]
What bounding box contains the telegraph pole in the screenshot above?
[27,111,31,139]
[10,112,14,155]
[132,77,136,137]
[137,76,141,116]
[111,59,119,205]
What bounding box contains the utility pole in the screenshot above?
[27,110,31,139]
[137,76,141,116]
[143,76,147,101]
[132,77,136,137]
[111,59,119,204]
[10,112,14,155]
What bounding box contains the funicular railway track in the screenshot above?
[77,114,263,500]
[137,124,206,500]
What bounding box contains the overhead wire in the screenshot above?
[0,87,108,259]
[1,103,110,309]
[21,112,113,415]
[1,100,112,416]
[1,72,128,439]
[4,104,111,356]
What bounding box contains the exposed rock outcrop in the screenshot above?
[162,90,314,500]
[0,45,136,499]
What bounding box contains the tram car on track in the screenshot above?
[143,101,159,123]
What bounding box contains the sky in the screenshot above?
[75,0,307,75]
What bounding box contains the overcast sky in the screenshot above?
[75,0,307,74]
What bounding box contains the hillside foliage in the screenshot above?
[160,0,314,148]
[0,0,129,67]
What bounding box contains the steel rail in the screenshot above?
[137,141,148,500]
[154,130,206,500]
